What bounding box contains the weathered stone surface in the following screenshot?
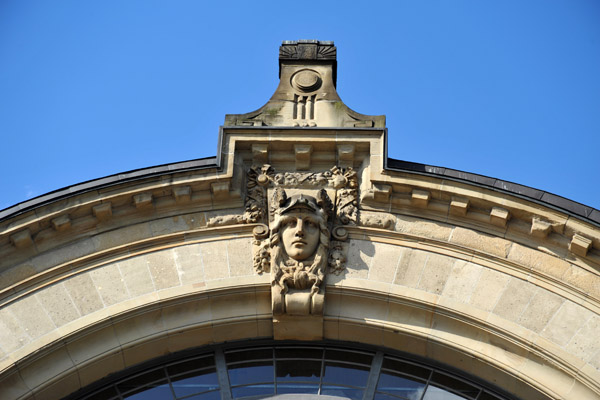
[0,308,30,353]
[394,248,428,288]
[174,244,204,284]
[417,253,454,295]
[395,216,453,241]
[493,278,537,322]
[36,283,81,326]
[119,255,155,297]
[8,295,55,340]
[146,250,181,290]
[90,262,130,306]
[64,273,105,316]
[517,288,564,333]
[442,260,483,303]
[450,227,511,258]
[469,268,511,312]
[508,243,570,280]
[565,315,600,364]
[200,241,230,281]
[541,301,594,347]
[368,243,404,282]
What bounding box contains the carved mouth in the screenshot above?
[292,240,307,246]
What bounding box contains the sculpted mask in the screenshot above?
[270,189,332,315]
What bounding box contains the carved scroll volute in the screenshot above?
[245,165,273,273]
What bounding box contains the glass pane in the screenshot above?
[124,383,173,399]
[276,383,319,394]
[382,357,431,381]
[229,362,274,386]
[171,371,219,397]
[168,356,215,376]
[186,390,221,400]
[231,384,274,398]
[430,372,479,399]
[276,360,321,382]
[375,393,405,400]
[321,386,364,400]
[276,347,323,360]
[477,392,503,400]
[326,349,373,366]
[377,371,426,399]
[226,348,272,363]
[423,385,467,400]
[118,370,167,394]
[323,362,369,387]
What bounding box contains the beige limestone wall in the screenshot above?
[1,214,599,399]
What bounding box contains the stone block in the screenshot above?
[493,278,536,323]
[209,291,257,321]
[0,369,30,399]
[373,184,392,202]
[442,260,483,304]
[146,249,181,290]
[161,297,211,331]
[19,346,74,391]
[31,369,80,400]
[450,227,511,258]
[337,144,355,168]
[530,217,552,238]
[449,197,469,216]
[517,289,564,333]
[541,300,593,347]
[507,243,570,280]
[368,243,403,283]
[468,268,510,312]
[90,263,130,306]
[174,244,204,284]
[133,192,153,209]
[10,229,33,249]
[345,239,373,279]
[395,216,453,241]
[122,336,170,367]
[227,238,253,277]
[417,253,454,295]
[200,241,230,281]
[0,308,30,353]
[172,185,192,203]
[36,283,81,327]
[411,189,430,208]
[294,144,312,170]
[92,202,112,221]
[569,234,592,257]
[252,143,269,166]
[113,308,165,346]
[211,181,230,200]
[77,350,125,387]
[64,273,105,316]
[9,295,55,340]
[490,207,510,228]
[565,315,600,363]
[394,248,427,288]
[51,214,71,232]
[65,325,120,365]
[167,325,213,353]
[118,255,155,297]
[93,223,152,250]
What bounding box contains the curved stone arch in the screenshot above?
[1,274,596,399]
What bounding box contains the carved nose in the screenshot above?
[295,219,305,236]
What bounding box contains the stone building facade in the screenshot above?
[1,40,599,400]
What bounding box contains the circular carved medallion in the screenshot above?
[291,69,322,92]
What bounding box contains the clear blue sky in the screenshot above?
[1,1,599,211]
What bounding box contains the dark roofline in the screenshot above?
[0,157,219,222]
[1,143,598,227]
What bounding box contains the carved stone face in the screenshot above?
[281,211,320,261]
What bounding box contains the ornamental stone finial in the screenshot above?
[224,40,385,128]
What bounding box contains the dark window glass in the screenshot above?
[117,370,167,394]
[326,349,373,366]
[168,356,215,376]
[226,348,272,363]
[171,371,219,397]
[377,371,426,399]
[276,360,321,382]
[83,386,119,400]
[276,383,319,394]
[321,386,364,400]
[231,384,274,398]
[323,362,369,387]
[430,372,480,398]
[478,392,503,400]
[276,347,323,360]
[185,390,221,400]
[228,362,274,386]
[382,357,431,381]
[124,382,173,399]
[374,393,405,400]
